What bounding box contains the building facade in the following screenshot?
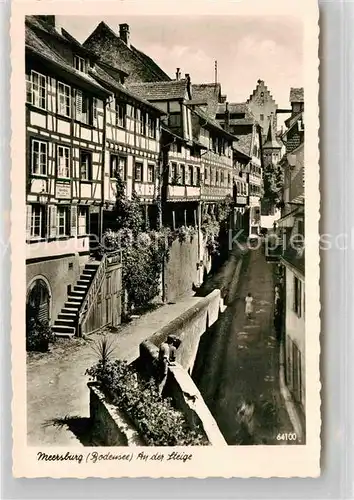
[277,87,305,416]
[25,16,112,333]
[216,102,263,235]
[246,79,278,142]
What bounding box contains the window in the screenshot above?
[180,164,186,184]
[216,170,219,184]
[115,101,126,128]
[147,116,156,138]
[75,90,92,125]
[31,139,47,175]
[220,171,224,185]
[80,150,92,181]
[196,168,201,186]
[77,206,88,236]
[74,55,86,73]
[110,154,127,180]
[148,164,155,183]
[189,165,194,186]
[58,82,71,117]
[93,97,98,120]
[135,108,146,135]
[293,276,302,317]
[171,162,178,183]
[134,161,143,182]
[57,145,70,178]
[26,71,46,110]
[204,168,208,181]
[30,204,45,238]
[57,206,69,236]
[228,173,231,185]
[169,113,181,128]
[260,114,264,121]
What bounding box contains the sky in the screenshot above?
[58,15,303,116]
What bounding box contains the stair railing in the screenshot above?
[77,253,107,337]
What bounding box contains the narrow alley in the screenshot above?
[193,246,295,445]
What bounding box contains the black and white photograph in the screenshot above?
[11,0,320,478]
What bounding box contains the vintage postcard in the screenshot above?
[11,0,320,478]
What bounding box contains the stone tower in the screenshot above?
[246,79,278,142]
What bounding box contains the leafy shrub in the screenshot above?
[86,359,208,446]
[26,306,52,352]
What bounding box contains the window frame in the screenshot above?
[147,164,155,184]
[31,139,48,176]
[56,145,70,178]
[30,204,45,239]
[110,154,127,180]
[293,276,302,317]
[77,206,88,236]
[56,206,69,237]
[74,55,86,73]
[27,70,47,110]
[57,81,71,118]
[115,100,126,128]
[134,161,143,182]
[79,150,93,181]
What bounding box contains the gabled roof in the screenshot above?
[26,16,92,57]
[263,121,282,149]
[191,106,237,140]
[290,87,304,103]
[217,102,248,114]
[90,65,166,114]
[25,26,109,96]
[127,80,188,100]
[233,133,253,156]
[83,21,171,83]
[191,83,221,117]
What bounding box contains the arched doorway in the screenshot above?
[26,278,51,325]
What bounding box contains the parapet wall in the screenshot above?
[145,288,225,372]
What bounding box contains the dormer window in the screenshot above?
[74,55,86,73]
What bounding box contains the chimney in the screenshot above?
[176,68,181,81]
[34,15,63,34]
[185,73,191,99]
[225,102,230,131]
[119,23,130,47]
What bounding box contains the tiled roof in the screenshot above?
[233,133,253,156]
[83,21,171,83]
[25,26,109,95]
[127,80,188,100]
[289,87,304,103]
[217,102,248,114]
[90,65,165,114]
[263,121,282,149]
[191,83,221,117]
[282,245,305,276]
[192,106,237,140]
[229,118,255,126]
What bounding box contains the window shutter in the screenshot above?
[26,205,32,240]
[48,205,57,239]
[70,205,77,237]
[75,90,82,119]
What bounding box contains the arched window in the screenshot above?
[27,278,51,325]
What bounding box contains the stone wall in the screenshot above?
[26,253,88,324]
[138,342,227,446]
[164,233,200,303]
[145,289,225,372]
[89,383,144,446]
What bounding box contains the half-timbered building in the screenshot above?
[25,16,121,336]
[90,64,165,229]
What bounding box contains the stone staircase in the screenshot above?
[51,261,100,338]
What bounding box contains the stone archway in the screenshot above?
[26,277,52,325]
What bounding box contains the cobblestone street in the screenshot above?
[193,247,295,445]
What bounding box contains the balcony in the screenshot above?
[134,182,155,199]
[167,184,201,201]
[235,195,247,205]
[201,185,233,201]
